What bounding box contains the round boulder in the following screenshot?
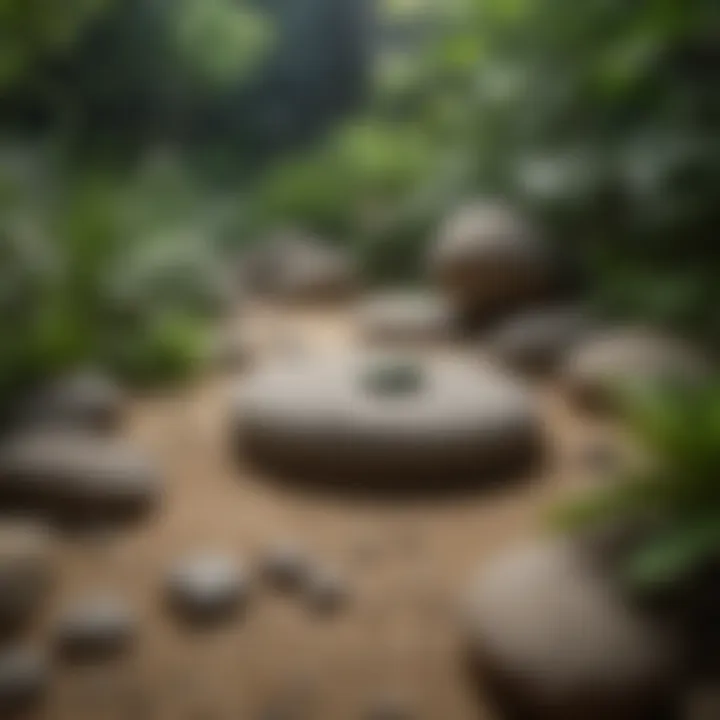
[0,521,54,634]
[357,291,456,346]
[429,201,549,321]
[462,539,679,720]
[233,353,543,486]
[488,306,592,375]
[166,553,248,624]
[0,433,160,521]
[563,327,712,411]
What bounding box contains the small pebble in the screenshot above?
[261,543,310,592]
[167,553,248,624]
[304,566,349,616]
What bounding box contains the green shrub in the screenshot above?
[556,380,720,590]
[0,150,229,408]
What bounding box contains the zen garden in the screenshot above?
[0,1,718,718]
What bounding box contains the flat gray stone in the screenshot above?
[54,595,136,660]
[167,554,248,624]
[0,433,160,520]
[234,353,543,486]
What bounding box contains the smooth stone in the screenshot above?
[167,554,248,623]
[463,539,679,720]
[0,520,54,633]
[564,327,712,411]
[14,370,124,433]
[0,648,48,711]
[261,543,311,592]
[233,353,543,486]
[488,306,592,374]
[54,595,136,660]
[0,433,160,520]
[429,200,549,320]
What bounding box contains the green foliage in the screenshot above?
[172,0,272,87]
[556,381,720,589]
[0,0,109,87]
[0,148,230,408]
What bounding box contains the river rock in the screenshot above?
[488,306,592,374]
[166,553,248,624]
[54,595,136,660]
[462,539,679,720]
[0,433,160,521]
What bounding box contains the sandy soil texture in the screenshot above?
[21,304,616,720]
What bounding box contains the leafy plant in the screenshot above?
[556,379,720,589]
[0,149,228,410]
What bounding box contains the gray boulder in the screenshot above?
[429,201,549,320]
[462,539,679,720]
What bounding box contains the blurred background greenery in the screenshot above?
[0,0,718,403]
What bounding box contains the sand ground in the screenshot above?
[33,303,615,720]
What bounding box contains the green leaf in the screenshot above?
[624,514,720,588]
